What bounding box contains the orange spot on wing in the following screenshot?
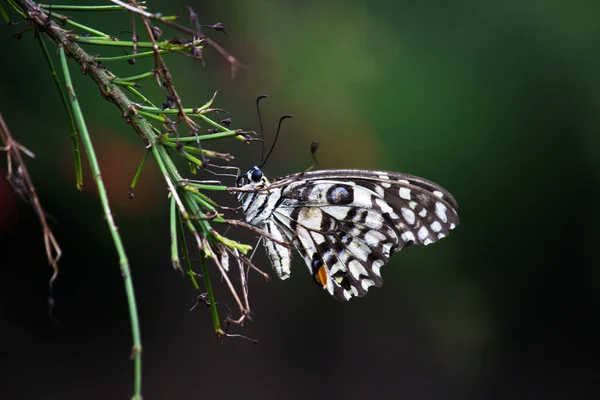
[314,265,329,287]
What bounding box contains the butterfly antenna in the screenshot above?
[260,114,292,168]
[303,140,320,173]
[311,140,319,168]
[256,94,268,163]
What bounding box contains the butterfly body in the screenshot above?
[236,167,459,301]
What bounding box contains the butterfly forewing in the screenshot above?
[238,169,459,301]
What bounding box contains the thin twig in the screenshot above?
[203,238,249,324]
[110,0,247,73]
[0,113,62,319]
[224,219,293,248]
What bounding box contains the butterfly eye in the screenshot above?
[249,166,263,182]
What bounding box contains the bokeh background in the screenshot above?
[1,0,599,399]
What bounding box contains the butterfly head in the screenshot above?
[236,166,269,188]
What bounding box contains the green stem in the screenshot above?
[201,257,224,337]
[163,130,245,142]
[176,205,200,290]
[128,150,149,197]
[115,71,155,82]
[170,196,182,272]
[0,3,11,23]
[125,86,154,106]
[40,4,127,11]
[136,110,167,123]
[73,37,204,52]
[94,49,170,62]
[182,182,229,191]
[58,46,142,400]
[36,33,83,190]
[46,10,111,38]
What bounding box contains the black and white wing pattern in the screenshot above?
[236,167,459,301]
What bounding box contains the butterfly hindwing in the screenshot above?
[274,203,387,300]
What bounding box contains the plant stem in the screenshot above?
[58,45,143,400]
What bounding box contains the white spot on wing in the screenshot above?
[347,239,370,262]
[399,187,411,200]
[325,278,334,295]
[419,208,427,217]
[418,226,429,241]
[401,208,416,225]
[365,230,386,247]
[450,223,456,229]
[348,260,368,279]
[361,279,376,290]
[329,263,345,275]
[382,242,393,257]
[401,231,415,243]
[435,202,448,223]
[372,260,384,277]
[379,175,391,188]
[298,207,323,231]
[433,190,444,199]
[353,189,373,207]
[294,227,320,276]
[423,238,433,245]
[322,206,348,220]
[375,198,399,220]
[365,212,384,230]
[311,231,327,246]
[431,221,442,232]
[438,233,446,239]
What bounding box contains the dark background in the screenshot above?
[1,1,599,399]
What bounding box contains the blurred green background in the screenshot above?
[1,0,599,399]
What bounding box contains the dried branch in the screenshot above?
[0,113,61,318]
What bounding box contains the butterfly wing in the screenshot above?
[266,170,459,301]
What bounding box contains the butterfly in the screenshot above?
[235,165,460,301]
